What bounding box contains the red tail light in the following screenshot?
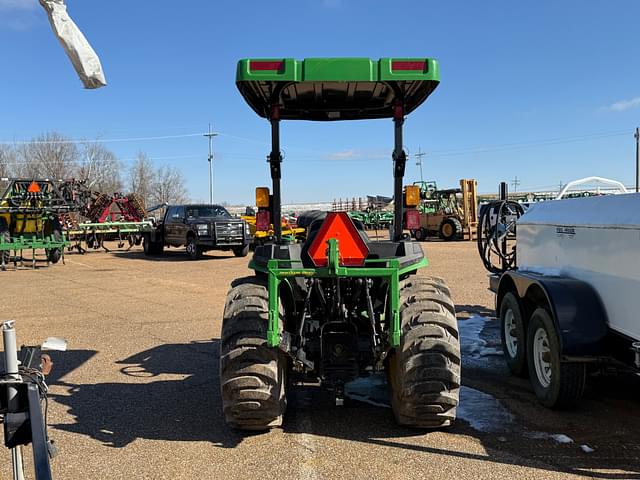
[250,61,284,71]
[392,61,426,71]
[405,210,421,230]
[256,210,271,231]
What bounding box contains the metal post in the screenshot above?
[392,101,406,242]
[204,124,217,204]
[415,147,426,184]
[635,127,639,193]
[499,182,508,271]
[270,106,282,242]
[3,321,25,480]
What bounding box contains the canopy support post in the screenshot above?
[269,103,282,243]
[392,100,406,242]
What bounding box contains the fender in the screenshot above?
[498,271,608,356]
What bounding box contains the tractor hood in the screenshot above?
[236,57,439,121]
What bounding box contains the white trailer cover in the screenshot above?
[517,194,640,341]
[39,0,106,89]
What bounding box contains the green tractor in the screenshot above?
[221,58,460,430]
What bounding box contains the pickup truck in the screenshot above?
[143,204,250,259]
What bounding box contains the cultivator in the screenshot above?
[0,179,71,270]
[59,181,151,252]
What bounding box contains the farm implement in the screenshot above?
[220,57,460,430]
[0,179,71,271]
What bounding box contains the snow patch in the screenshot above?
[525,431,574,444]
[344,374,390,408]
[457,386,515,433]
[581,444,595,453]
[458,315,502,358]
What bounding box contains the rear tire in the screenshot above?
[45,217,63,264]
[439,218,462,241]
[388,275,460,428]
[143,234,163,256]
[499,292,528,377]
[414,227,426,241]
[526,308,585,408]
[220,276,287,430]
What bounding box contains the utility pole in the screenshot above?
[204,123,218,204]
[414,147,426,183]
[511,176,521,192]
[635,127,639,193]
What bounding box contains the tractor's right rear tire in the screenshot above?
[439,218,462,241]
[220,276,287,430]
[388,276,461,428]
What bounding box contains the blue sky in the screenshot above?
[0,0,638,204]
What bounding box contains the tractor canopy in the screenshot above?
[236,57,439,121]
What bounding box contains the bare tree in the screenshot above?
[151,165,189,206]
[16,132,78,180]
[76,142,122,193]
[0,145,16,178]
[129,152,155,207]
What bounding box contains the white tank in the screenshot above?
[516,193,640,341]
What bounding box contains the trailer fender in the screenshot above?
[498,271,608,356]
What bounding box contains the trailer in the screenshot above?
[478,189,640,408]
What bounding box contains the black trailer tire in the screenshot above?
[185,236,202,260]
[45,218,63,264]
[0,218,10,267]
[220,276,287,430]
[414,227,427,241]
[439,218,462,241]
[499,292,528,377]
[388,276,460,428]
[526,308,586,409]
[233,244,250,258]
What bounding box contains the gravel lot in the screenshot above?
[1,241,638,479]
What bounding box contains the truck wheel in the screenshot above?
[388,275,460,428]
[439,218,462,241]
[143,235,163,256]
[186,236,201,260]
[499,292,528,377]
[414,227,426,241]
[526,308,586,408]
[220,276,287,430]
[0,218,10,267]
[233,244,249,257]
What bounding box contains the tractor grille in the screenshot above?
[214,222,244,244]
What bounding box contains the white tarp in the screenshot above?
[39,0,106,89]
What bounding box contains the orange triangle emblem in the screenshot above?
[308,212,369,267]
[27,181,41,193]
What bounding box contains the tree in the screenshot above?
[151,165,189,206]
[76,141,122,193]
[129,152,155,207]
[0,145,16,179]
[17,132,78,179]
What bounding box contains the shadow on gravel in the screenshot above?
[50,340,244,449]
[111,250,237,262]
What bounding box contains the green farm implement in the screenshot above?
[220,58,460,430]
[0,179,71,270]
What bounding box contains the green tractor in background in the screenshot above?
[220,58,460,430]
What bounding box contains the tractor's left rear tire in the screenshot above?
[220,276,287,430]
[388,276,461,428]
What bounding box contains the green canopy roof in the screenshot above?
[236,57,440,121]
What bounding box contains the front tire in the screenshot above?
[388,276,461,428]
[499,292,528,377]
[185,236,202,260]
[233,244,249,257]
[220,276,287,430]
[526,308,586,408]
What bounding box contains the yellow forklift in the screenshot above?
[411,178,477,241]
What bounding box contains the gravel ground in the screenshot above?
[0,241,638,479]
